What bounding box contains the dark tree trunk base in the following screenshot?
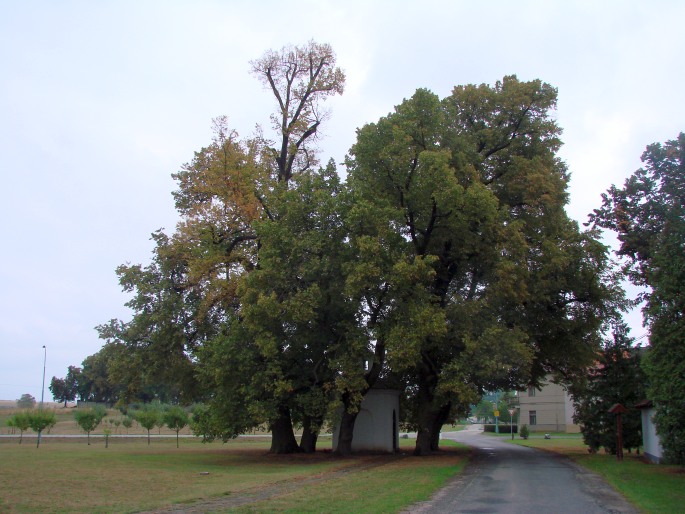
[334,409,358,456]
[414,429,434,456]
[270,406,301,454]
[299,416,322,453]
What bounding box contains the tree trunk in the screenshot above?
[415,426,433,456]
[413,365,440,456]
[335,408,359,456]
[415,405,449,455]
[429,402,452,452]
[269,406,300,454]
[299,415,322,453]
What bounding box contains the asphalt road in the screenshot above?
[407,425,639,514]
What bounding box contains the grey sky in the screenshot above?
[1,0,683,401]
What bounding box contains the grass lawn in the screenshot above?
[0,436,467,513]
[492,432,685,513]
[229,440,467,513]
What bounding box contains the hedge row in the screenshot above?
[483,424,518,433]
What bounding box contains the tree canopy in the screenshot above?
[50,365,81,406]
[569,322,645,454]
[16,394,36,409]
[590,133,685,463]
[250,40,345,182]
[344,79,620,454]
[87,44,622,456]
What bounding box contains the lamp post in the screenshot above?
[40,345,46,408]
[493,402,500,434]
[37,345,47,448]
[508,407,518,440]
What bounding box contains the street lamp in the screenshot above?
[493,402,500,434]
[37,345,47,449]
[508,407,519,440]
[40,345,46,408]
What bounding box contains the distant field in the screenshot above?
[0,400,63,410]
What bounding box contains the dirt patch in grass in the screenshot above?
[144,452,413,513]
[211,448,468,514]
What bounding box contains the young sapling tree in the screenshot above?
[164,406,189,448]
[10,412,31,444]
[74,407,106,445]
[29,410,57,448]
[134,409,161,446]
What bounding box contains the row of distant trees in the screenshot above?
[7,403,192,449]
[71,404,191,448]
[6,410,56,447]
[48,355,166,407]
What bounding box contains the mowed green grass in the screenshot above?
[229,440,467,513]
[0,438,336,513]
[501,433,685,513]
[0,436,467,513]
[573,454,685,514]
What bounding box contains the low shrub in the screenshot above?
[484,424,518,433]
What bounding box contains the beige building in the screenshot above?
[518,379,580,433]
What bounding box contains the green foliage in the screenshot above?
[645,330,685,464]
[77,344,126,404]
[8,411,31,444]
[16,393,36,409]
[590,133,685,463]
[95,235,202,405]
[569,322,645,454]
[471,393,518,424]
[49,365,82,405]
[471,399,494,423]
[95,45,622,457]
[28,410,57,447]
[73,406,106,444]
[121,415,133,432]
[346,77,620,454]
[133,407,162,445]
[49,377,67,405]
[189,404,210,441]
[483,424,517,433]
[163,406,189,448]
[520,424,529,439]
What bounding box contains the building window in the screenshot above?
[529,410,537,425]
[528,386,536,397]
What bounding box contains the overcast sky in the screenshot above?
[1,0,683,402]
